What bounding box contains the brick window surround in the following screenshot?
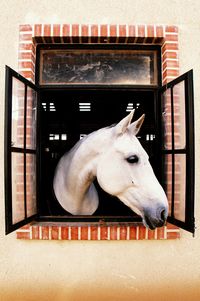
[16,24,180,240]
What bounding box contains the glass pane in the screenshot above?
[162,89,172,149]
[174,154,186,222]
[26,87,37,150]
[173,81,186,149]
[12,153,25,223]
[11,78,25,148]
[26,154,37,217]
[40,49,157,85]
[164,154,172,216]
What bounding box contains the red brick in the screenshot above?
[19,34,32,42]
[163,60,179,70]
[147,25,154,37]
[61,227,69,239]
[110,226,118,240]
[119,25,126,37]
[44,24,51,36]
[81,25,88,36]
[162,51,178,60]
[148,229,155,240]
[81,226,88,240]
[17,231,30,239]
[63,24,70,36]
[128,25,136,37]
[129,226,137,240]
[18,52,32,60]
[138,25,145,37]
[19,71,34,80]
[120,226,127,240]
[139,226,146,239]
[53,24,60,36]
[21,225,30,230]
[162,43,179,52]
[72,24,79,36]
[19,43,32,51]
[19,61,34,71]
[157,227,165,239]
[165,26,178,33]
[163,69,179,79]
[32,226,39,239]
[100,226,108,240]
[110,25,117,36]
[52,226,59,240]
[71,227,78,240]
[165,34,178,42]
[156,26,164,37]
[42,226,49,239]
[91,25,98,36]
[19,25,32,32]
[34,24,42,36]
[167,231,180,239]
[91,226,98,240]
[100,25,107,36]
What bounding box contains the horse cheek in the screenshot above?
[96,159,122,196]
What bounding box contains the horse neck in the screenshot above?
[58,127,112,214]
[68,127,112,187]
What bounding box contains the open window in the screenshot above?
[160,70,195,233]
[4,61,195,234]
[5,66,38,234]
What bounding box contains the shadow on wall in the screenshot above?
[0,281,200,301]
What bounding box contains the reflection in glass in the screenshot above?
[40,49,157,85]
[26,154,36,217]
[164,154,172,216]
[12,153,25,223]
[26,154,37,217]
[162,89,172,150]
[26,88,37,150]
[174,154,186,222]
[173,81,186,149]
[11,78,25,148]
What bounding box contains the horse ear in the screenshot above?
[115,110,135,135]
[128,114,145,136]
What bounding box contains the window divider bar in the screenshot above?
[170,86,175,219]
[24,84,27,219]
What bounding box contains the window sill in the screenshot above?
[16,222,180,240]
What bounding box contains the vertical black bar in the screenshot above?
[5,67,13,233]
[24,85,27,219]
[36,90,42,217]
[170,87,175,218]
[185,71,195,232]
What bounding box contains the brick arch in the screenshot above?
[16,23,180,240]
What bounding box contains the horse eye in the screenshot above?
[126,155,139,164]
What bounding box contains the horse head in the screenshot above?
[96,110,168,229]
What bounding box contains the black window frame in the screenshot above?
[4,44,195,235]
[4,66,39,234]
[159,70,195,233]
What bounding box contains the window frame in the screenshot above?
[159,70,195,233]
[4,66,39,234]
[4,45,195,235]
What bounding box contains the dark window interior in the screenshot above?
[39,89,159,218]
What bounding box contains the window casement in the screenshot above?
[4,45,195,235]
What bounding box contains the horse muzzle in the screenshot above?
[143,206,168,230]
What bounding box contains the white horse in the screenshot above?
[53,110,168,229]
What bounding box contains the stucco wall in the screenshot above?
[0,1,200,300]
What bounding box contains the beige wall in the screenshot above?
[1,1,200,300]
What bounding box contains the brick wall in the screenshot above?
[16,24,180,240]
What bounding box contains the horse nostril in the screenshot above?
[160,209,166,222]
